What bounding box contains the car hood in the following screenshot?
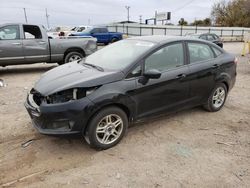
[34,61,123,96]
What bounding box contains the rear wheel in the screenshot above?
[203,83,227,112]
[84,107,128,150]
[64,51,84,64]
[111,38,119,43]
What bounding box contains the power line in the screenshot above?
[172,0,196,12]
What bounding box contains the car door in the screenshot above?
[186,41,219,104]
[132,42,190,119]
[92,28,109,43]
[22,25,50,63]
[0,24,24,65]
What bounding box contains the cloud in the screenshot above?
[0,0,221,27]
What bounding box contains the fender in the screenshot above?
[87,92,137,123]
[214,71,231,90]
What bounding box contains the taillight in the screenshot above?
[234,57,238,64]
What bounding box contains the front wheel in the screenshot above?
[84,107,128,150]
[203,83,227,112]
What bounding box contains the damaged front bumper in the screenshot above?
[24,92,94,135]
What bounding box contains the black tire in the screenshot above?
[203,83,228,112]
[84,106,128,150]
[111,38,118,43]
[64,51,84,64]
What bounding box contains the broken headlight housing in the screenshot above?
[46,87,97,104]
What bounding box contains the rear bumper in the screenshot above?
[25,93,94,135]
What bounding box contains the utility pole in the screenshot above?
[88,19,91,25]
[23,8,28,23]
[125,6,130,22]
[154,11,157,25]
[45,8,50,29]
[139,15,142,24]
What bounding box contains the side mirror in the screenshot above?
[144,69,161,79]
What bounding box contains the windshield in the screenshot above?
[80,28,93,34]
[189,35,200,39]
[84,40,155,70]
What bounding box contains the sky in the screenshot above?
[0,0,223,27]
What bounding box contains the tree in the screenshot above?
[191,18,212,26]
[211,0,250,27]
[178,18,188,26]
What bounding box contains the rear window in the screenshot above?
[213,34,219,39]
[212,47,223,57]
[188,42,214,63]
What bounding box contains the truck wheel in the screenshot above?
[84,106,128,150]
[64,52,84,63]
[111,38,119,43]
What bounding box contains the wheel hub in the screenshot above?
[212,87,226,108]
[96,114,123,145]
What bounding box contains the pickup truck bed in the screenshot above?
[0,23,97,66]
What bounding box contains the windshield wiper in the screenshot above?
[82,62,104,72]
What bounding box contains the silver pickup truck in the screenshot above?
[0,23,97,66]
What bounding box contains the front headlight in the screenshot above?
[46,87,98,104]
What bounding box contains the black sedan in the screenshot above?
[188,33,223,48]
[25,36,236,149]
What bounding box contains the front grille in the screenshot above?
[30,88,44,106]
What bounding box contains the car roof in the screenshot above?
[127,35,206,44]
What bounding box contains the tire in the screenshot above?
[203,83,227,112]
[84,107,128,150]
[64,51,84,64]
[111,38,118,43]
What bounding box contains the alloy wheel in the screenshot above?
[212,87,226,108]
[68,55,81,62]
[95,114,123,145]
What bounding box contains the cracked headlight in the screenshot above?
[46,87,97,104]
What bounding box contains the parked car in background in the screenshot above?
[0,23,97,66]
[70,25,92,33]
[187,33,223,48]
[47,25,92,38]
[25,36,237,150]
[70,27,123,45]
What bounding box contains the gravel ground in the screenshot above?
[0,43,250,188]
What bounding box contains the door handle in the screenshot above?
[212,64,219,69]
[12,42,21,45]
[176,74,186,79]
[39,41,46,45]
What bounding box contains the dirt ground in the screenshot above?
[0,43,250,188]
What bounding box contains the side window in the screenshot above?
[188,43,214,64]
[100,28,108,33]
[207,34,215,41]
[126,65,142,78]
[212,47,223,57]
[0,25,20,40]
[91,28,99,34]
[145,43,184,72]
[200,35,207,40]
[23,25,42,39]
[78,27,85,32]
